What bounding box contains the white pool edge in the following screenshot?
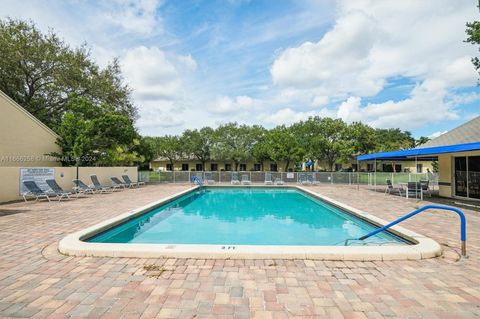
[58,185,442,260]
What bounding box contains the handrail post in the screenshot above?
[358,205,467,257]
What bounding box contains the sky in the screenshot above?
[1,0,479,138]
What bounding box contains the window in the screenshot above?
[367,163,374,172]
[254,163,261,171]
[239,163,247,171]
[196,163,203,171]
[352,164,358,171]
[225,163,232,171]
[382,164,402,172]
[166,163,173,171]
[335,164,342,171]
[210,163,218,171]
[270,163,278,172]
[181,163,189,171]
[416,164,423,173]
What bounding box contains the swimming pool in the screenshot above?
[88,187,406,246]
[59,186,441,260]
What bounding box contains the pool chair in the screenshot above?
[307,173,320,185]
[298,173,311,185]
[406,182,423,200]
[22,181,53,202]
[204,172,215,185]
[384,179,403,196]
[241,174,251,185]
[90,175,117,193]
[72,179,95,195]
[231,172,241,185]
[111,177,130,188]
[122,175,145,187]
[264,172,273,185]
[45,179,72,200]
[274,177,284,185]
[420,180,431,197]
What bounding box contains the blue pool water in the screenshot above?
[88,187,407,245]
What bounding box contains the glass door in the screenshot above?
[468,156,480,199]
[454,157,467,197]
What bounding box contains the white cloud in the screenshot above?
[271,0,478,129]
[258,107,334,126]
[104,0,163,35]
[208,95,256,114]
[429,131,447,139]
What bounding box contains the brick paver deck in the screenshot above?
[0,184,479,318]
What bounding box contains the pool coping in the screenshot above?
[58,185,442,260]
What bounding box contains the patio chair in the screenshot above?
[420,180,431,197]
[274,177,284,185]
[90,175,117,193]
[407,182,423,200]
[204,172,215,185]
[298,173,311,185]
[384,179,403,196]
[111,176,130,188]
[264,172,273,185]
[45,179,72,200]
[72,179,95,195]
[231,172,240,185]
[22,181,53,202]
[241,174,251,185]
[308,173,320,185]
[122,175,145,187]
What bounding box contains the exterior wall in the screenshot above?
[0,166,138,203]
[311,160,434,172]
[438,150,480,199]
[150,160,291,172]
[0,90,60,167]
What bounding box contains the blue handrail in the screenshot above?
[191,176,204,186]
[358,205,467,256]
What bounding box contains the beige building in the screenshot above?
[150,158,291,172]
[0,90,60,166]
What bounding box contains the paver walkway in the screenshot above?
[0,184,478,318]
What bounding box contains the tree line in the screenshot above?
[143,119,428,172]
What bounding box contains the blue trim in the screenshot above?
[357,141,480,161]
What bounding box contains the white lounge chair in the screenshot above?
[264,172,273,185]
[241,174,251,185]
[231,172,240,185]
[204,172,215,185]
[22,181,53,202]
[298,173,311,185]
[274,177,284,185]
[46,179,73,200]
[90,175,117,193]
[122,175,145,187]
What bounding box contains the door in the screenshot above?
[454,157,468,197]
[468,156,480,199]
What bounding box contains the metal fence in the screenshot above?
[139,171,439,189]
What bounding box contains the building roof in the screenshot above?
[417,116,480,148]
[357,141,480,161]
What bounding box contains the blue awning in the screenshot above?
[357,141,480,161]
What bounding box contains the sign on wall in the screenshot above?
[19,168,55,194]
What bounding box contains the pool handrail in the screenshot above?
[191,175,204,186]
[358,205,467,256]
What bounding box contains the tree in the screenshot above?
[264,126,305,171]
[182,127,214,171]
[211,123,259,170]
[51,97,141,166]
[374,128,415,152]
[466,7,480,80]
[251,127,271,171]
[0,18,136,130]
[415,136,430,147]
[152,136,184,169]
[347,122,377,155]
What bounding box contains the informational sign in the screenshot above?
[286,172,294,179]
[19,168,55,194]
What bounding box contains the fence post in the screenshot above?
[189,171,191,184]
[348,172,351,185]
[331,172,333,184]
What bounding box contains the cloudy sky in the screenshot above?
[1,0,479,138]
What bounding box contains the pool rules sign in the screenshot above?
[19,168,55,195]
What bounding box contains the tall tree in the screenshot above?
[182,127,214,171]
[466,6,480,80]
[374,128,415,152]
[264,125,305,171]
[152,136,184,169]
[0,18,136,130]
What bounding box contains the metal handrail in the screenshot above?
[191,176,204,186]
[358,205,467,256]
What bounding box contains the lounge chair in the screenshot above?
[406,182,423,200]
[241,174,251,185]
[264,172,273,185]
[298,173,311,185]
[122,175,145,187]
[72,179,95,195]
[204,172,215,185]
[384,179,403,196]
[111,177,129,188]
[307,173,320,185]
[22,181,53,202]
[90,175,117,193]
[231,172,240,185]
[45,179,72,200]
[420,180,431,197]
[274,177,284,185]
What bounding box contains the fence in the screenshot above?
[139,171,439,189]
